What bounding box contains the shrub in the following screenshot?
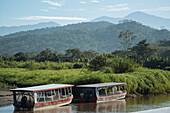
[0,68,169,95]
[106,57,140,73]
[164,66,170,71]
[73,63,83,69]
[143,57,170,69]
[103,67,113,73]
[89,55,106,71]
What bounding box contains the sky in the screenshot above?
[0,0,170,26]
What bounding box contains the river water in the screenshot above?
[0,94,170,113]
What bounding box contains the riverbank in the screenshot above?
[0,88,13,107]
[0,67,170,95]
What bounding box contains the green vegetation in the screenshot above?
[0,68,169,95]
[0,21,170,54]
[0,28,170,96]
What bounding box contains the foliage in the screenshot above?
[0,68,169,95]
[65,48,83,62]
[106,57,140,73]
[143,57,170,69]
[1,21,170,54]
[35,49,59,62]
[73,63,84,69]
[118,29,137,50]
[130,39,157,59]
[0,60,74,70]
[14,52,28,61]
[89,55,107,71]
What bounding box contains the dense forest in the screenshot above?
[0,20,170,54]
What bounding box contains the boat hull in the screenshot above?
[14,95,73,111]
[74,92,126,103]
[97,92,126,103]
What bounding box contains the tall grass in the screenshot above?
[0,61,84,70]
[0,68,169,95]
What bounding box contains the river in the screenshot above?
[0,94,170,113]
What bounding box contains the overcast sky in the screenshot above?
[0,0,170,26]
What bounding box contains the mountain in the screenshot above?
[0,22,60,36]
[92,11,170,30]
[92,16,120,24]
[0,21,170,54]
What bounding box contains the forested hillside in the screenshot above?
[0,21,170,54]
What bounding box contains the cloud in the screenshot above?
[40,9,49,12]
[140,6,170,12]
[80,1,87,4]
[91,0,100,3]
[41,0,63,6]
[102,4,129,12]
[17,16,88,21]
[107,7,129,11]
[115,4,128,7]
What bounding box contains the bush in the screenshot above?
[73,63,83,69]
[103,67,113,73]
[0,68,169,95]
[106,57,140,73]
[164,66,170,71]
[143,57,170,69]
[89,55,106,71]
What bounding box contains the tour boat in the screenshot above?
[73,82,127,103]
[10,84,74,111]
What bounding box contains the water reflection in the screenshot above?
[0,94,170,113]
[96,100,126,113]
[14,106,72,113]
[73,100,126,113]
[125,94,170,112]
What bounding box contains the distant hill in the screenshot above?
[92,16,120,24]
[92,11,170,30]
[0,21,170,54]
[0,22,60,36]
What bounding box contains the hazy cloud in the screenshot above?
[80,1,87,4]
[115,4,128,7]
[17,16,88,21]
[140,6,170,12]
[41,0,63,6]
[108,7,129,11]
[40,9,49,12]
[91,0,100,3]
[102,4,129,12]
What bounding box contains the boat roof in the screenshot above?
[76,82,126,88]
[10,84,74,92]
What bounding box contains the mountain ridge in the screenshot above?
[0,21,170,54]
[92,11,170,30]
[0,22,60,36]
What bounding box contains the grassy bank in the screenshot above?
[0,68,169,95]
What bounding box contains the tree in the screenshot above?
[35,49,58,62]
[89,55,106,71]
[130,39,157,59]
[82,50,97,59]
[118,30,137,50]
[65,48,82,62]
[14,52,28,61]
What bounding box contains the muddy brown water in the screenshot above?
[0,94,170,113]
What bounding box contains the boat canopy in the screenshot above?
[76,82,126,88]
[10,84,74,92]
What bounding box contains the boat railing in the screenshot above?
[98,87,126,97]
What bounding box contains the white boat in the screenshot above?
[10,84,74,111]
[73,82,127,103]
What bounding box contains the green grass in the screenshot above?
[0,67,169,95]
